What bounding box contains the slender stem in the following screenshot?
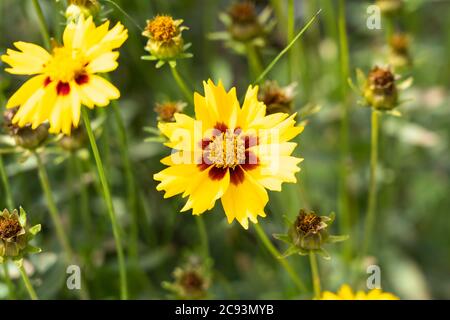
[31,0,51,50]
[35,152,74,262]
[287,0,295,82]
[110,96,140,261]
[363,110,380,256]
[246,44,264,80]
[170,66,194,105]
[19,264,38,300]
[309,251,321,299]
[81,108,128,300]
[35,152,90,299]
[337,0,352,259]
[2,263,15,299]
[253,10,321,84]
[195,216,210,261]
[254,224,307,292]
[74,155,93,238]
[0,156,13,209]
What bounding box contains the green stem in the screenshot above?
[246,44,264,80]
[254,224,307,292]
[170,65,194,105]
[111,97,140,261]
[19,264,38,300]
[35,152,74,262]
[253,10,321,84]
[31,0,51,50]
[0,156,13,209]
[81,108,128,300]
[2,263,15,299]
[337,0,352,259]
[195,216,210,261]
[309,251,321,299]
[363,110,380,256]
[287,0,295,82]
[35,153,91,300]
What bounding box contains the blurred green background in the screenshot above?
[0,0,449,299]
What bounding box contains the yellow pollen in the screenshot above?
[207,131,246,169]
[45,47,86,83]
[147,16,178,42]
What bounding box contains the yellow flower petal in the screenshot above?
[6,75,47,109]
[221,169,267,229]
[2,42,50,75]
[86,51,119,73]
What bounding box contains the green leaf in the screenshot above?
[25,245,42,254]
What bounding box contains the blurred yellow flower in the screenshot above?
[321,284,399,300]
[154,80,303,229]
[1,16,128,135]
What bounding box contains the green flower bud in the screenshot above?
[142,16,190,62]
[162,256,210,299]
[4,108,49,150]
[154,101,187,122]
[376,0,403,15]
[0,208,41,263]
[65,0,100,21]
[59,126,86,151]
[259,81,297,115]
[274,210,348,259]
[228,1,262,42]
[363,66,398,110]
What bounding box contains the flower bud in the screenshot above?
[259,81,297,115]
[0,208,41,263]
[363,66,398,110]
[388,33,412,69]
[274,209,347,259]
[376,0,403,15]
[59,126,86,151]
[162,256,210,299]
[65,0,100,21]
[228,1,262,42]
[4,108,49,150]
[142,15,188,61]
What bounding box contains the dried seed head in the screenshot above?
[259,81,297,115]
[227,1,263,41]
[390,33,409,54]
[179,271,205,296]
[0,218,22,240]
[3,108,49,150]
[154,101,186,122]
[388,33,412,69]
[229,1,257,24]
[364,66,398,110]
[295,210,325,235]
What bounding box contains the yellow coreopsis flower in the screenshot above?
[1,16,128,135]
[321,284,399,300]
[154,80,303,229]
